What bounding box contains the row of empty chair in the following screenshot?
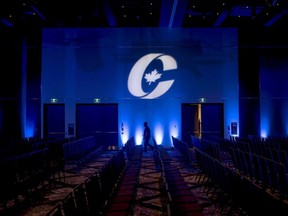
[63,136,103,171]
[46,137,143,216]
[104,136,143,215]
[229,144,288,199]
[0,136,114,214]
[103,159,141,215]
[195,146,288,215]
[0,136,103,209]
[191,135,288,200]
[154,145,204,216]
[171,135,288,215]
[214,136,288,199]
[232,135,288,153]
[0,147,50,208]
[124,136,143,161]
[225,137,288,169]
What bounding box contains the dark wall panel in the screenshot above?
[76,104,118,149]
[44,104,65,140]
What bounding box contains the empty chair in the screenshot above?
[46,203,63,216]
[84,173,105,215]
[62,192,77,216]
[73,183,89,215]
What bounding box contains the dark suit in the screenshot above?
[143,123,154,151]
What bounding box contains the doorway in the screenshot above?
[181,103,224,145]
[43,104,65,140]
[76,103,118,149]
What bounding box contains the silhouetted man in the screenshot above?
[143,122,154,152]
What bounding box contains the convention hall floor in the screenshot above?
[0,146,252,216]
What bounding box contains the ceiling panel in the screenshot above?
[0,0,287,28]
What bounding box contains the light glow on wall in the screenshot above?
[135,126,144,145]
[169,121,179,139]
[261,130,268,138]
[260,115,269,138]
[120,122,129,147]
[260,56,288,137]
[154,122,164,144]
[25,120,36,138]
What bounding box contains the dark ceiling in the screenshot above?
[0,0,287,28]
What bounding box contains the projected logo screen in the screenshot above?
[128,53,177,99]
[41,28,238,104]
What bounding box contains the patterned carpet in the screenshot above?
[134,154,164,216]
[163,149,248,216]
[134,149,248,216]
[0,148,248,216]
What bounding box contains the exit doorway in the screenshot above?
[181,103,224,145]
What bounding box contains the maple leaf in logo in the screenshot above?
[144,69,162,85]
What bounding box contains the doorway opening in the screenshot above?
[181,103,224,145]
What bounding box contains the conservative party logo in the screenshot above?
[127,53,177,99]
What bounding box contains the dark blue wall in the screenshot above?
[1,27,288,148]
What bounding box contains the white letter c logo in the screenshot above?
[128,53,177,99]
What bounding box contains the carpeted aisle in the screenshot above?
[132,146,247,216]
[133,151,164,216]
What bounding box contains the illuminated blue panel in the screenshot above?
[260,54,288,137]
[42,28,239,147]
[26,120,36,138]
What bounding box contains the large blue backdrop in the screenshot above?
[41,28,239,147]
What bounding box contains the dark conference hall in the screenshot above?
[1,0,288,215]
